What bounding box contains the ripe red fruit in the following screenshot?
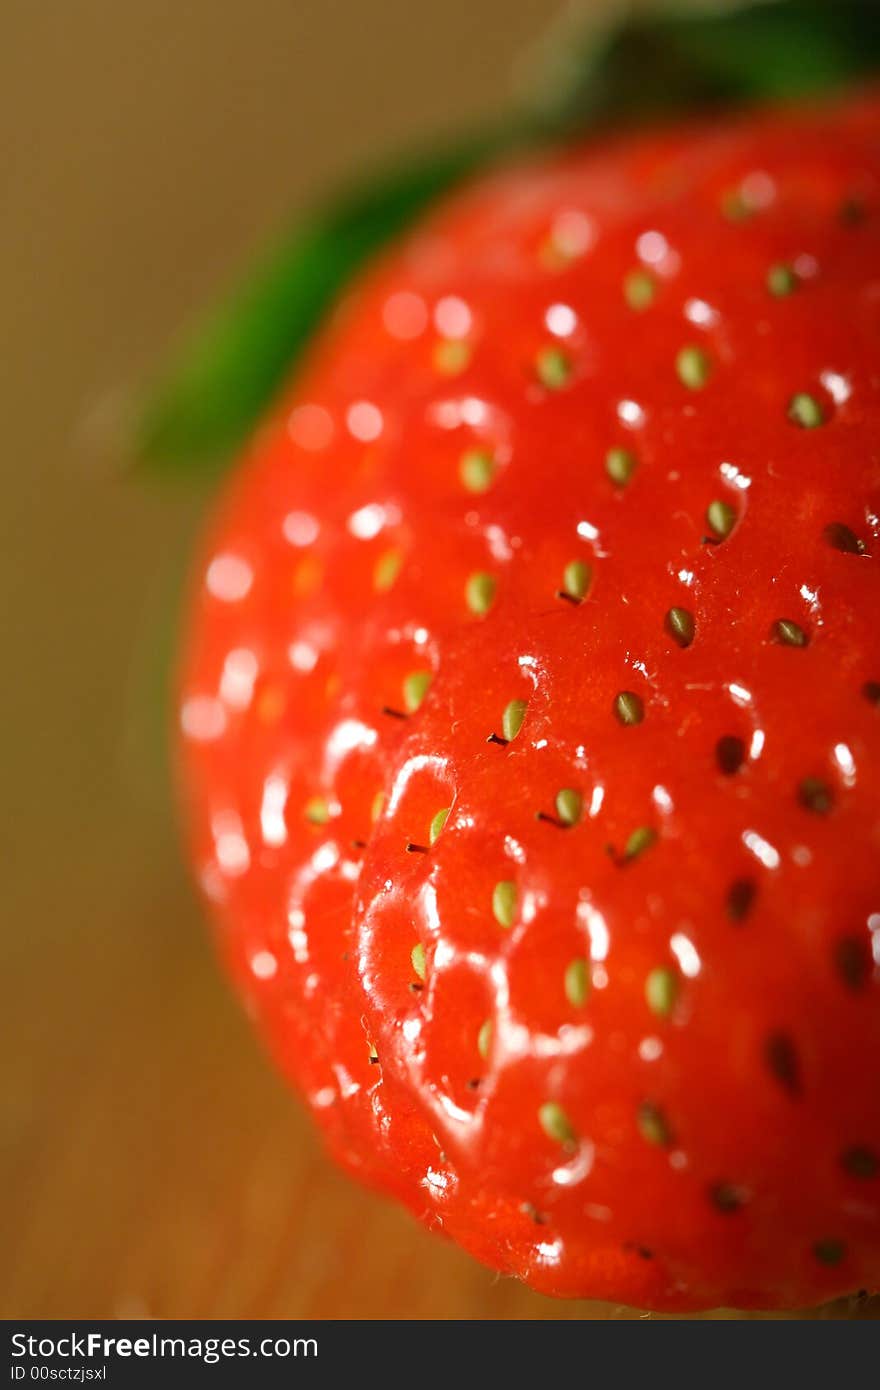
[178,91,880,1311]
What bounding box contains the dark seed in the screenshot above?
[775,619,808,647]
[665,606,695,647]
[863,681,880,706]
[625,1242,655,1260]
[727,878,756,923]
[716,735,746,775]
[840,196,867,225]
[813,1239,846,1266]
[824,521,865,554]
[798,777,833,815]
[764,1032,802,1096]
[709,1182,746,1214]
[637,1101,671,1147]
[615,690,645,726]
[833,936,871,991]
[841,1146,879,1180]
[520,1202,547,1225]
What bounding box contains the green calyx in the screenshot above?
[140,3,880,476]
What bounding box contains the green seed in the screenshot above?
[614,690,644,726]
[606,446,637,486]
[813,1238,846,1267]
[459,448,495,494]
[304,796,330,825]
[722,188,754,222]
[477,1018,493,1060]
[465,571,497,615]
[564,958,590,1008]
[767,263,799,297]
[707,499,736,538]
[775,618,808,647]
[429,807,450,845]
[555,788,583,827]
[535,345,571,390]
[676,345,711,390]
[624,268,656,311]
[374,548,403,592]
[638,1101,671,1147]
[538,1101,577,1147]
[492,879,517,929]
[435,339,471,374]
[665,607,695,648]
[403,669,432,712]
[501,698,527,742]
[788,392,825,428]
[645,966,679,1018]
[370,790,385,823]
[411,942,427,981]
[798,777,833,815]
[625,826,657,861]
[562,559,591,601]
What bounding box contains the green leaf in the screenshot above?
[138,0,880,474]
[545,1,880,132]
[137,134,511,473]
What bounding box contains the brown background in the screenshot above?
[0,0,869,1320]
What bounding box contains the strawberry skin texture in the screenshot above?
[178,92,880,1312]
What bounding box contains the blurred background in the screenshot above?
[0,0,868,1320]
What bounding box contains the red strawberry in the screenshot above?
[177,91,880,1311]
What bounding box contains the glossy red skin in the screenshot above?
[178,92,880,1311]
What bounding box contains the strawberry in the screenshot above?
[177,90,880,1312]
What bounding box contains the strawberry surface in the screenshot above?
[177,91,880,1311]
